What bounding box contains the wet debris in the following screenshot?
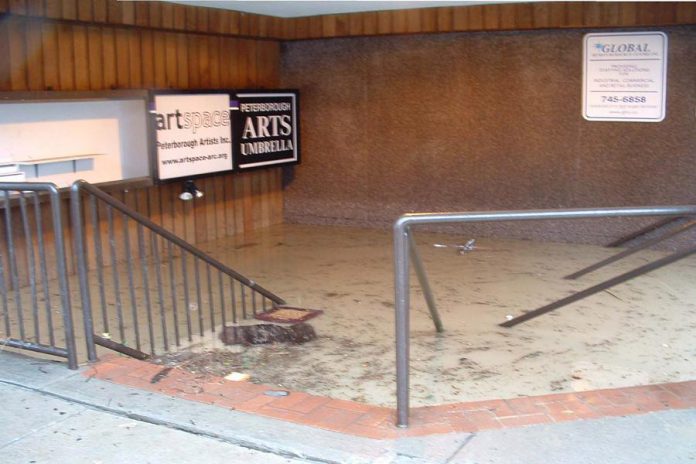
[433,239,508,254]
[151,350,244,378]
[603,290,624,301]
[458,357,480,368]
[117,423,138,430]
[433,239,477,254]
[512,351,543,364]
[550,379,567,391]
[324,291,346,298]
[471,369,501,381]
[224,372,251,382]
[150,367,173,384]
[234,242,258,250]
[585,339,614,348]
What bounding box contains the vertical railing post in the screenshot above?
[394,219,411,427]
[70,182,97,362]
[33,192,55,347]
[51,186,79,369]
[3,189,24,340]
[19,193,40,343]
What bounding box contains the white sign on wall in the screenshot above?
[583,32,668,122]
[154,94,233,180]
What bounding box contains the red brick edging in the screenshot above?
[84,355,696,439]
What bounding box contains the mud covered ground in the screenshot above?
[148,224,696,407]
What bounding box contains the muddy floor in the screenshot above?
[146,223,696,408]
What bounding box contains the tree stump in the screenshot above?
[219,323,317,346]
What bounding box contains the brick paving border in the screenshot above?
[84,355,696,439]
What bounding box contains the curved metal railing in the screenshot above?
[393,205,696,427]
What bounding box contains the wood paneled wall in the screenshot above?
[0,3,280,95]
[2,2,693,43]
[0,0,285,39]
[284,2,696,40]
[0,0,284,254]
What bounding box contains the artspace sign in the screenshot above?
[234,91,300,169]
[153,92,233,181]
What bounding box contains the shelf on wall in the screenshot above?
[13,154,106,180]
[13,153,105,165]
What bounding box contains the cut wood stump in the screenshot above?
[219,323,317,346]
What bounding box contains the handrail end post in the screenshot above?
[70,181,97,363]
[394,216,412,427]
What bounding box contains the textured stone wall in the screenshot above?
[281,27,696,244]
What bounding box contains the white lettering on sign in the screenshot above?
[242,115,293,139]
[235,92,299,169]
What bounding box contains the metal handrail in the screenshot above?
[393,205,696,427]
[71,180,286,361]
[0,182,78,369]
[71,180,285,303]
[566,219,696,280]
[606,215,683,248]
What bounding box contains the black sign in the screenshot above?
[233,91,300,170]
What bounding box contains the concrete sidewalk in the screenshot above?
[0,382,304,464]
[1,351,694,464]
